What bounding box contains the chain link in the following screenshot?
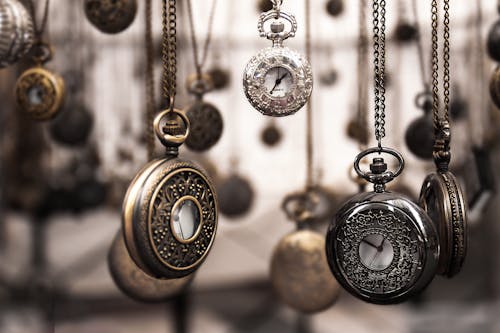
[412,0,430,92]
[357,0,369,147]
[145,0,156,160]
[28,0,50,40]
[161,0,177,109]
[372,0,387,148]
[305,0,313,188]
[186,0,218,78]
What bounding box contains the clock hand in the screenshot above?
[362,239,379,249]
[278,72,289,81]
[270,72,289,94]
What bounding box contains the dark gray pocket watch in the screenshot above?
[122,109,218,279]
[326,147,439,305]
[419,121,467,278]
[243,3,312,117]
[405,92,434,160]
[84,0,137,34]
[217,173,254,218]
[184,74,224,152]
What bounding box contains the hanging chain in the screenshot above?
[357,0,369,147]
[145,0,156,159]
[186,0,217,78]
[161,0,177,109]
[372,0,387,148]
[305,0,313,188]
[431,0,451,129]
[28,0,50,40]
[412,0,430,92]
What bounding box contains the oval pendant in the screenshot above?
[84,0,137,34]
[185,101,223,152]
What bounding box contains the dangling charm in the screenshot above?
[15,43,65,121]
[271,192,340,313]
[108,231,193,302]
[419,121,467,278]
[122,110,218,279]
[325,0,344,17]
[326,148,439,304]
[184,74,223,152]
[243,0,313,117]
[260,120,282,147]
[490,66,500,109]
[405,92,434,160]
[217,173,254,218]
[0,0,34,68]
[84,0,137,34]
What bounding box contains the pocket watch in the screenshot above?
[261,120,282,147]
[490,67,500,109]
[325,0,344,17]
[419,121,467,278]
[487,19,500,62]
[15,43,65,121]
[84,0,137,34]
[326,148,439,304]
[108,230,193,303]
[405,92,434,160]
[271,192,340,313]
[122,109,218,279]
[217,173,254,218]
[0,0,34,68]
[49,102,93,146]
[243,1,313,117]
[184,74,223,152]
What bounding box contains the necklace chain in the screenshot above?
[28,0,50,39]
[357,0,369,147]
[145,0,156,160]
[372,0,387,148]
[161,0,177,108]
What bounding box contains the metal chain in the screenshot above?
[28,0,50,39]
[161,0,177,109]
[305,0,313,188]
[412,0,430,92]
[186,0,218,78]
[431,0,439,127]
[372,0,387,148]
[442,0,450,122]
[357,0,369,147]
[145,0,156,160]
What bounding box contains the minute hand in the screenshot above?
[270,72,289,94]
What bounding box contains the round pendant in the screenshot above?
[217,174,254,218]
[394,22,418,43]
[49,102,93,146]
[257,0,273,13]
[325,148,439,304]
[405,115,434,160]
[0,0,34,68]
[122,157,218,279]
[319,68,339,86]
[346,118,369,145]
[185,101,223,152]
[487,20,500,62]
[15,66,65,121]
[271,229,340,313]
[261,122,282,147]
[108,231,193,303]
[419,171,467,278]
[490,67,500,109]
[325,0,344,17]
[208,67,231,90]
[84,0,137,34]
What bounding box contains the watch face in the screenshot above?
[358,233,394,271]
[264,66,293,98]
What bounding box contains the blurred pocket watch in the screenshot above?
[261,119,282,147]
[326,148,439,304]
[217,172,254,219]
[84,0,137,34]
[49,102,93,146]
[490,66,500,109]
[15,42,65,121]
[0,0,34,68]
[405,91,434,160]
[257,0,273,13]
[184,73,223,152]
[108,230,193,302]
[487,18,500,62]
[394,21,417,44]
[243,0,313,117]
[207,66,231,90]
[270,191,340,313]
[325,0,344,17]
[122,110,218,279]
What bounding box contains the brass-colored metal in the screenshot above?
[185,73,214,96]
[270,229,340,314]
[15,66,65,121]
[122,159,218,279]
[490,67,500,109]
[419,171,467,278]
[108,231,193,303]
[84,0,137,34]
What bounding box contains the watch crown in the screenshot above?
[271,20,285,33]
[370,157,387,174]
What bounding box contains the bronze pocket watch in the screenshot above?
[122,110,218,279]
[15,43,65,121]
[326,148,439,304]
[109,230,193,302]
[84,0,137,34]
[243,0,313,117]
[271,192,340,313]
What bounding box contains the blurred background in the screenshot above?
[1,0,500,332]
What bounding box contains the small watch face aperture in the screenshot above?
[359,233,394,271]
[264,66,293,98]
[171,197,202,242]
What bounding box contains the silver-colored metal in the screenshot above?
[325,191,439,305]
[243,9,312,117]
[0,0,34,68]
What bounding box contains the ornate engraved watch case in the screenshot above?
[326,148,439,305]
[270,192,340,313]
[243,4,312,117]
[0,0,34,68]
[108,231,193,302]
[122,110,218,279]
[15,44,65,121]
[184,74,223,152]
[84,0,137,34]
[419,121,467,278]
